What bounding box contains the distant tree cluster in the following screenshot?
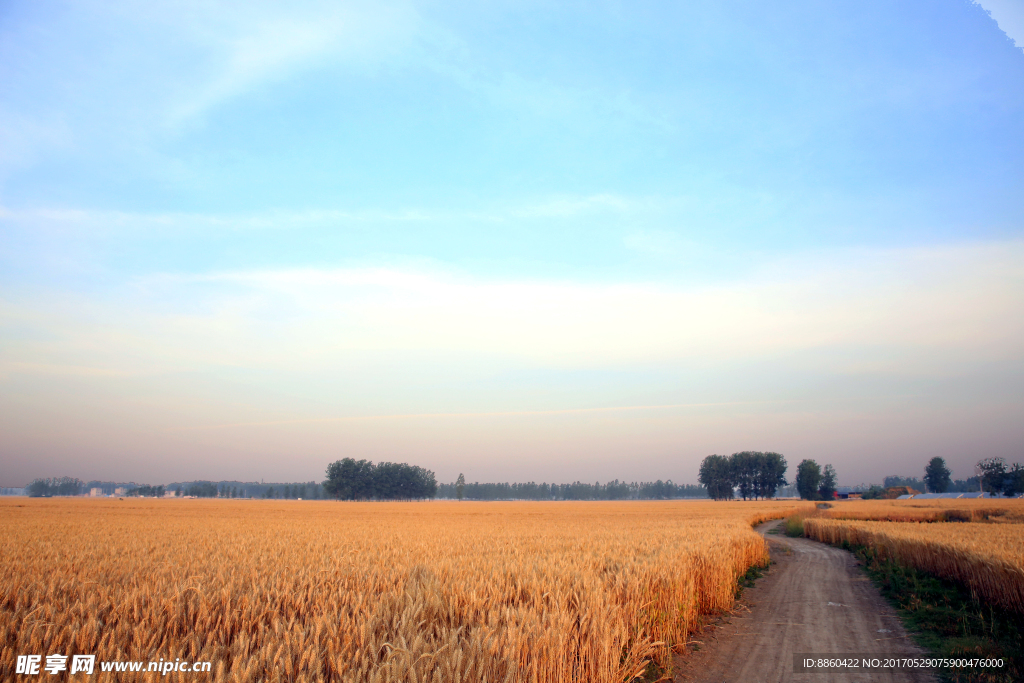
[323,458,438,500]
[883,475,926,492]
[859,484,887,500]
[637,480,707,499]
[436,479,708,501]
[697,452,788,501]
[876,456,1023,498]
[946,477,982,492]
[976,457,1024,497]
[27,477,84,497]
[258,482,323,499]
[164,481,324,499]
[793,460,837,501]
[880,473,980,495]
[126,485,164,497]
[183,482,218,497]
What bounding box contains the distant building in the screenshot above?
[0,487,26,496]
[834,486,863,500]
[89,488,103,497]
[114,487,127,495]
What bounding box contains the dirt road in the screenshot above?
[676,520,937,683]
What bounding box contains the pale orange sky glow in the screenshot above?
[3,241,1022,487]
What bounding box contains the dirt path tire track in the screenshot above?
[675,520,937,683]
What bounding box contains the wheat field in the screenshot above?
[0,498,805,682]
[803,518,1024,614]
[819,498,1024,524]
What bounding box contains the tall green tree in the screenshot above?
[755,452,788,499]
[923,457,951,493]
[456,473,465,501]
[1006,463,1024,497]
[716,452,788,500]
[698,454,735,500]
[796,460,821,500]
[730,452,759,500]
[818,464,837,500]
[976,457,1007,495]
[323,458,376,500]
[323,458,437,500]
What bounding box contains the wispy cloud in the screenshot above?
[159,1,423,124]
[0,0,425,172]
[0,193,645,232]
[419,53,676,134]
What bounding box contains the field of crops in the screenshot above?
[803,518,1024,614]
[0,498,805,682]
[819,498,1024,524]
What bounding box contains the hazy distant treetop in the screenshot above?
[924,457,952,493]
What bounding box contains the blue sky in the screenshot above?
[1,0,1023,487]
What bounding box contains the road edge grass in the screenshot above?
[783,514,804,537]
[825,539,1022,683]
[735,558,771,598]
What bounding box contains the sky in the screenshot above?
[1,0,1023,488]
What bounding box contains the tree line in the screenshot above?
[909,457,1023,496]
[438,479,708,501]
[26,477,85,497]
[27,454,1020,503]
[697,452,788,500]
[126,485,164,497]
[168,481,326,499]
[322,459,438,500]
[25,478,329,499]
[255,482,324,499]
[876,457,1023,497]
[880,457,961,496]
